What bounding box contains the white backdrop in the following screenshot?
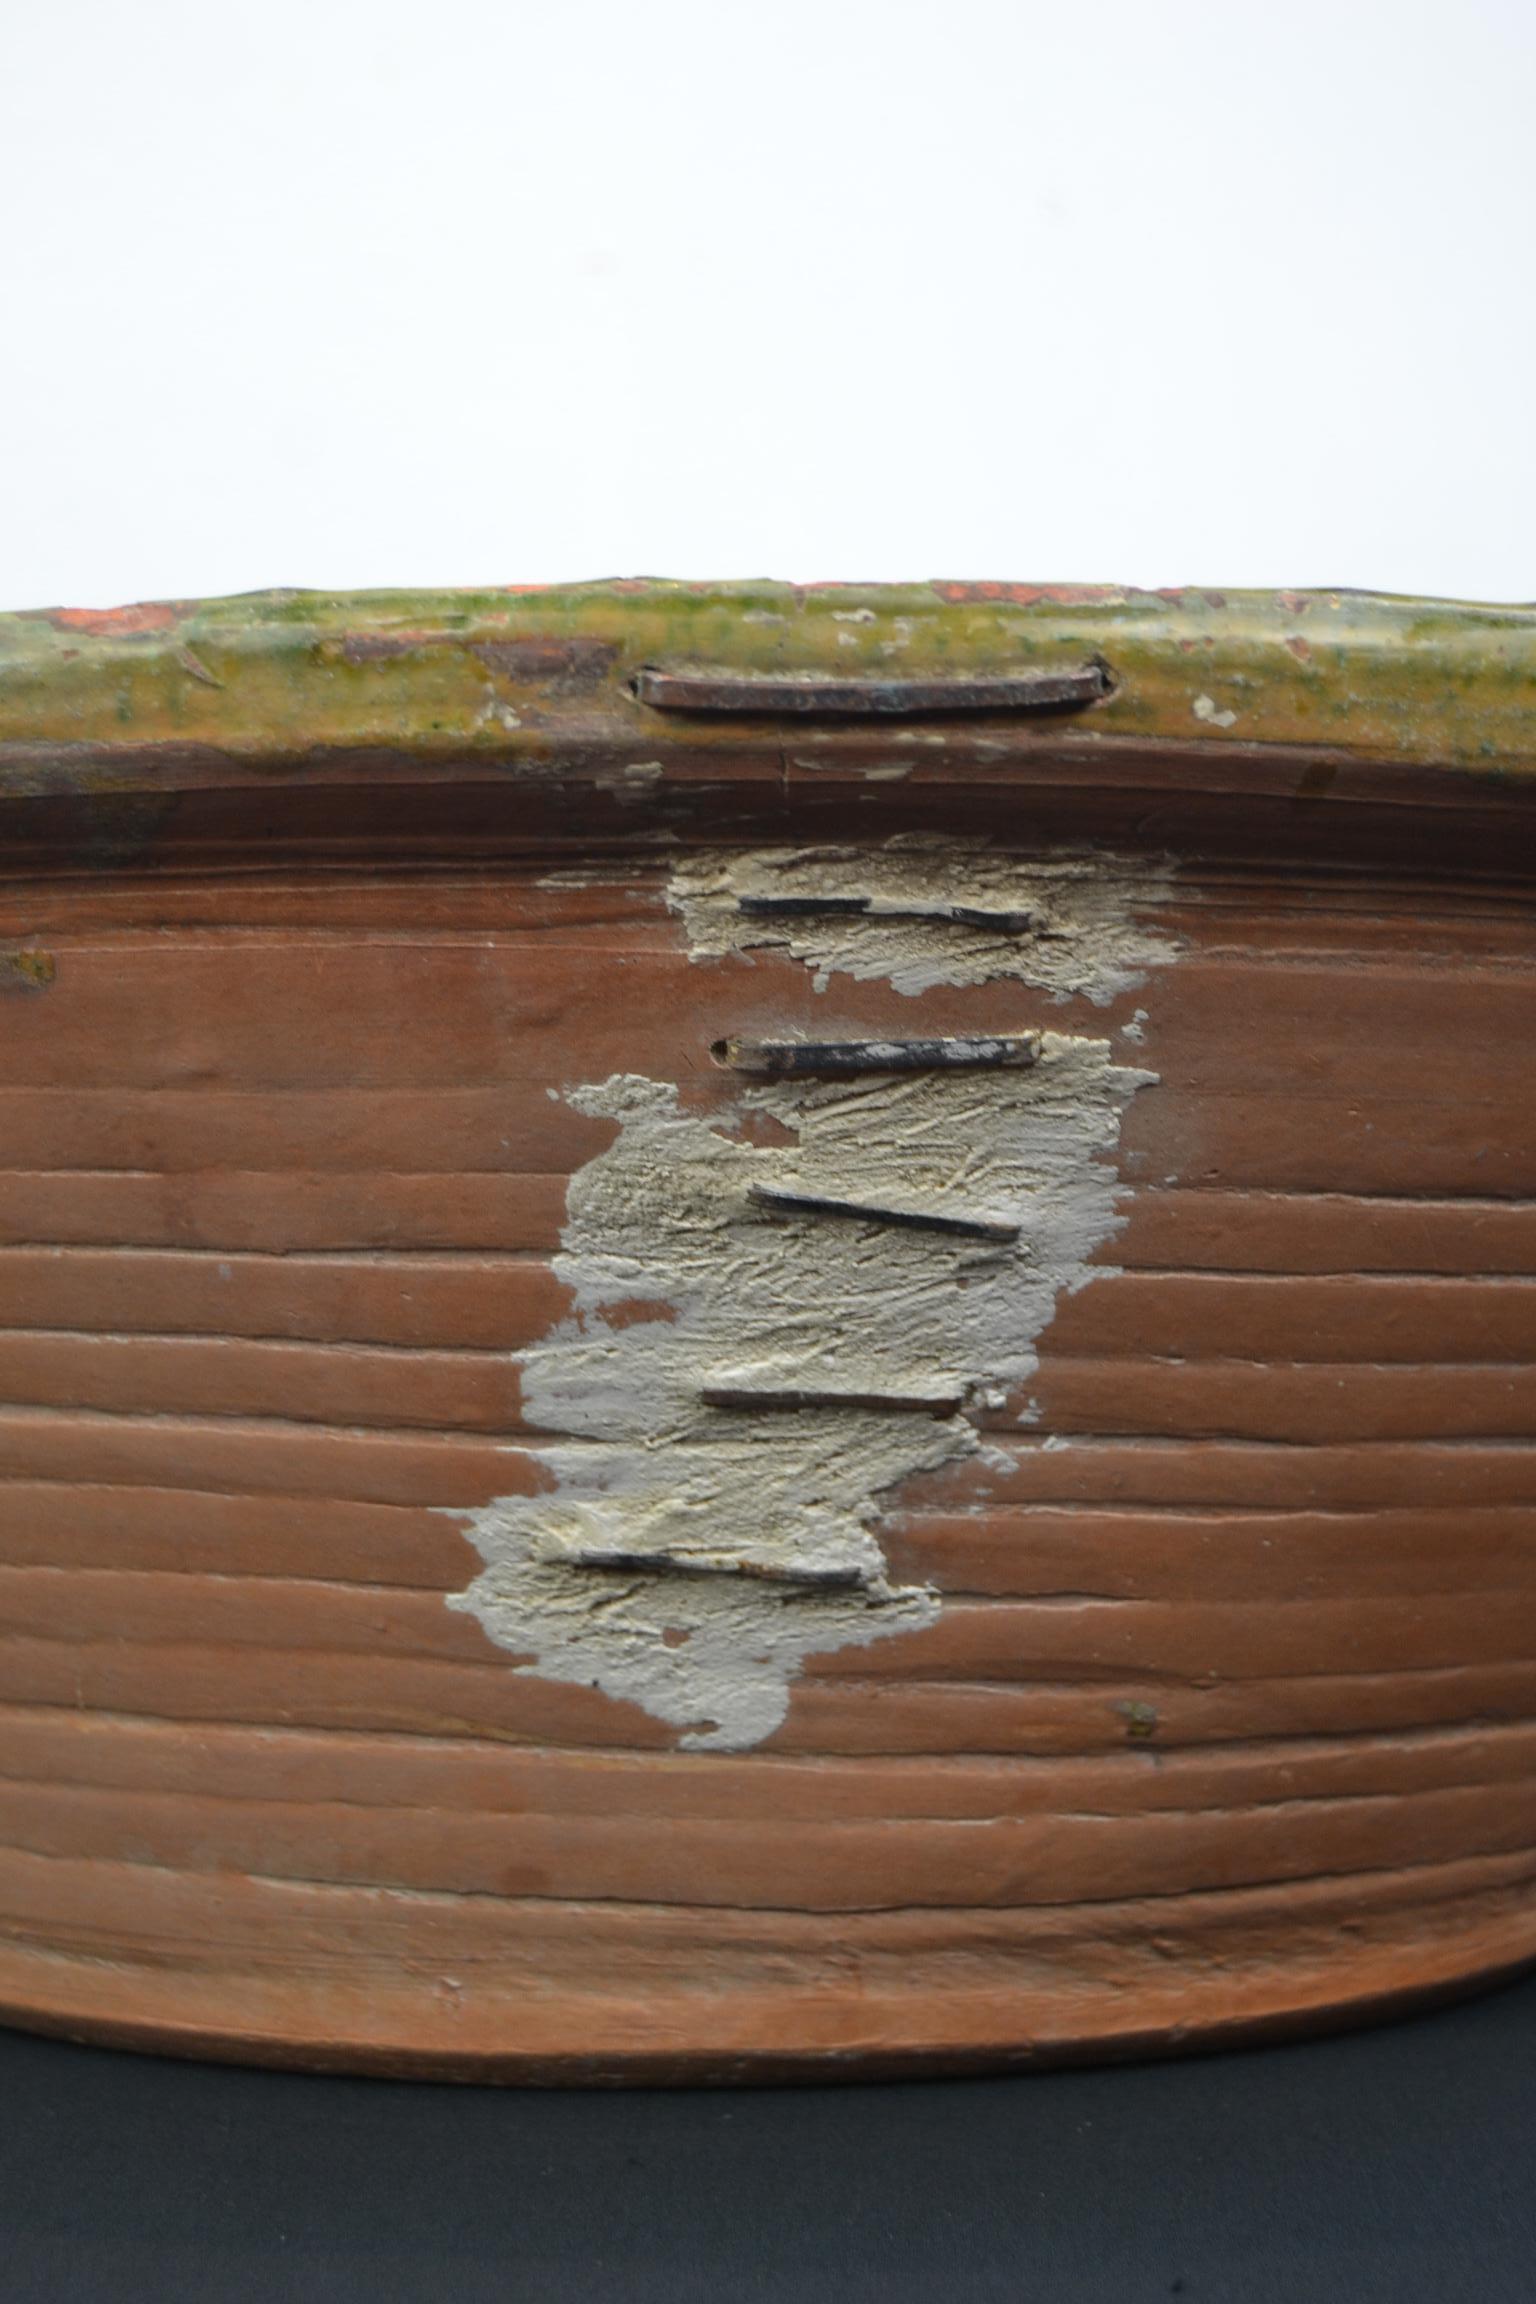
[1,0,1531,611]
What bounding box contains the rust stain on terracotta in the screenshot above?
[472,638,620,686]
[330,630,459,663]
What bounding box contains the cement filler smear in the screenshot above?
[446,843,1175,1749]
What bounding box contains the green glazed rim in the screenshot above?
[0,580,1532,793]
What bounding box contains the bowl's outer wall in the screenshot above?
[0,582,1533,2080]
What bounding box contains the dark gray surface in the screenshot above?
[3,1973,1534,2302]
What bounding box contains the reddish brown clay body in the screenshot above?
[0,582,1533,2080]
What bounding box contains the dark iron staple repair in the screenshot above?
[632,664,1112,714]
[735,895,1043,934]
[564,1546,868,1592]
[699,1384,965,1416]
[714,1032,1041,1078]
[749,1183,1020,1245]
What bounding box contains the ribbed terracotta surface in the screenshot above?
[0,582,1532,2078]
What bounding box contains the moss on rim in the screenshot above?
[0,579,1532,788]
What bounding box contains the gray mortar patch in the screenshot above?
[667,835,1180,1002]
[446,840,1177,1750]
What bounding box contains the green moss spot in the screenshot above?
[0,947,56,992]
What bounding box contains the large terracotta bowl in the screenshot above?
[0,581,1533,2080]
